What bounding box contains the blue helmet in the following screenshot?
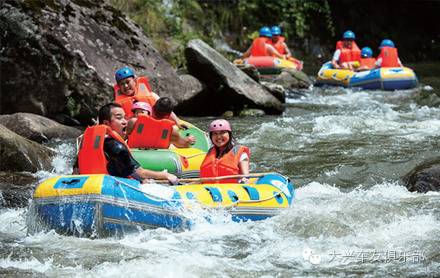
[115,66,135,83]
[271,26,282,36]
[259,26,272,38]
[361,47,373,58]
[379,39,395,48]
[342,30,355,40]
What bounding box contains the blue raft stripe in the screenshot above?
[242,186,260,200]
[53,176,89,189]
[205,187,223,202]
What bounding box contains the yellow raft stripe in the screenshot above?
[175,183,288,208]
[380,67,416,79]
[318,69,354,85]
[34,175,103,198]
[171,147,206,172]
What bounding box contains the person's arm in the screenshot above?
[398,58,403,67]
[331,50,341,69]
[170,127,196,148]
[267,44,285,58]
[126,118,136,135]
[169,112,185,129]
[375,57,382,68]
[238,152,250,183]
[282,42,292,58]
[241,45,252,58]
[135,167,177,184]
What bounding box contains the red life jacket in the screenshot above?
[377,47,400,67]
[250,37,269,56]
[360,58,376,69]
[127,115,174,149]
[78,125,129,174]
[200,145,250,184]
[336,40,361,63]
[272,36,287,55]
[114,77,156,118]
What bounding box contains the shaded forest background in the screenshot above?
[114,0,440,71]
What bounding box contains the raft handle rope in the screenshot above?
[110,174,291,208]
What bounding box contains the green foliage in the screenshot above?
[66,97,81,118]
[109,0,334,67]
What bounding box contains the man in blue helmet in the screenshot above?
[242,26,285,58]
[331,30,361,70]
[375,39,403,68]
[356,47,376,71]
[270,25,303,70]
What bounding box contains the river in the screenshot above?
[1,63,439,277]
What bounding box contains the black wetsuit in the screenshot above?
[103,137,141,180]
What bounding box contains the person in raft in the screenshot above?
[76,102,178,184]
[113,66,185,128]
[356,47,376,71]
[331,30,361,70]
[126,99,196,148]
[241,26,285,59]
[375,39,403,68]
[270,26,294,59]
[200,119,250,184]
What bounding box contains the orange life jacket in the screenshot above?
[113,77,156,118]
[200,145,250,184]
[78,125,129,174]
[336,40,361,63]
[377,47,400,67]
[360,58,376,69]
[272,36,287,55]
[250,37,270,56]
[127,115,174,149]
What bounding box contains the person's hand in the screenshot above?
[238,177,249,184]
[180,123,189,130]
[164,172,178,185]
[187,135,196,145]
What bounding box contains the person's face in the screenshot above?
[104,107,127,137]
[118,77,136,96]
[210,130,230,148]
[343,39,353,48]
[134,109,150,117]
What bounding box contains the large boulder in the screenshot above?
[0,172,38,208]
[0,113,82,143]
[0,0,187,124]
[182,39,284,116]
[0,125,55,172]
[402,159,440,193]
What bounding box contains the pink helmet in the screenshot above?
[132,102,152,114]
[208,119,231,132]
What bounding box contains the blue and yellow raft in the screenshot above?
[30,173,295,237]
[316,62,418,90]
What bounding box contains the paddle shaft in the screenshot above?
[158,172,273,184]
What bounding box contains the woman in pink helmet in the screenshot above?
[126,102,152,135]
[200,119,250,184]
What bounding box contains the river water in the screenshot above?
[1,64,440,277]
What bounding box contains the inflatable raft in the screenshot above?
[316,62,417,90]
[235,56,303,75]
[131,121,210,179]
[29,173,295,236]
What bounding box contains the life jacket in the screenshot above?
[336,40,361,63]
[272,36,287,55]
[127,115,174,149]
[250,37,270,56]
[78,125,128,174]
[200,145,250,184]
[377,47,400,67]
[360,58,376,69]
[113,77,156,118]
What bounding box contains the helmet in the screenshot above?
[208,119,231,132]
[259,26,272,38]
[342,30,355,40]
[271,26,281,36]
[379,39,395,48]
[115,66,135,83]
[132,102,152,114]
[361,47,373,58]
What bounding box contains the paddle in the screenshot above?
[156,172,275,184]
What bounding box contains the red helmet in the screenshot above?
[208,119,231,132]
[132,102,152,114]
